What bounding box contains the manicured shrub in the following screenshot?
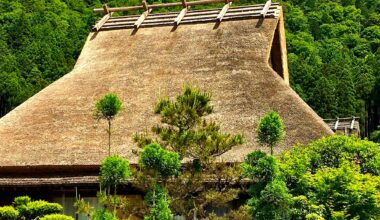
[13,196,31,207]
[18,200,63,219]
[40,214,74,220]
[0,206,19,220]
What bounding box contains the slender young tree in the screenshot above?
[94,93,123,156]
[256,111,285,155]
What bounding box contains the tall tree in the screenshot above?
[94,93,123,156]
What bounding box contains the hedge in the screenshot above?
[18,200,63,219]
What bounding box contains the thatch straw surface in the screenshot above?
[0,14,332,172]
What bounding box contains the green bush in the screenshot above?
[0,206,19,220]
[13,196,31,207]
[139,143,181,179]
[91,208,118,220]
[40,214,74,220]
[100,155,131,191]
[18,200,63,219]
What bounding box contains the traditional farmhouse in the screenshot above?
[0,1,333,217]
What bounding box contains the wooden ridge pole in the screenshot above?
[134,9,152,28]
[260,0,271,17]
[216,1,231,22]
[174,0,188,26]
[93,4,112,31]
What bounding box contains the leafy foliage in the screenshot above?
[13,196,31,207]
[144,184,172,220]
[241,151,279,189]
[91,208,119,220]
[0,0,95,117]
[100,155,131,194]
[282,0,380,135]
[18,200,63,219]
[242,150,292,219]
[94,93,124,155]
[250,178,292,220]
[280,135,380,219]
[0,206,19,220]
[256,111,285,155]
[94,93,124,121]
[139,143,181,179]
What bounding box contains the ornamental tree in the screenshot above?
[256,111,285,155]
[100,155,131,196]
[94,93,123,156]
[134,85,244,218]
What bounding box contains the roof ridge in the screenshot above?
[93,1,281,31]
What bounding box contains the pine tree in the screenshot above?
[134,85,244,218]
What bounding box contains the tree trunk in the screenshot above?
[270,145,273,155]
[113,184,117,216]
[108,120,111,156]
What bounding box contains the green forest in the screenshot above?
[0,0,379,137]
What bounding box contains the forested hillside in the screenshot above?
[0,0,379,136]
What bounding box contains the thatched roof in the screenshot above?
[0,4,332,175]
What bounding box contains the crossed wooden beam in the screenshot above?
[93,0,272,31]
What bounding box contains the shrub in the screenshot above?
[18,200,63,219]
[0,206,19,220]
[13,196,31,207]
[91,208,118,220]
[40,214,74,220]
[139,143,181,179]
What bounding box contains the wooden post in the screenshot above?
[216,1,231,22]
[181,0,188,8]
[103,4,110,14]
[142,0,149,11]
[334,118,339,131]
[260,0,271,17]
[350,116,355,130]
